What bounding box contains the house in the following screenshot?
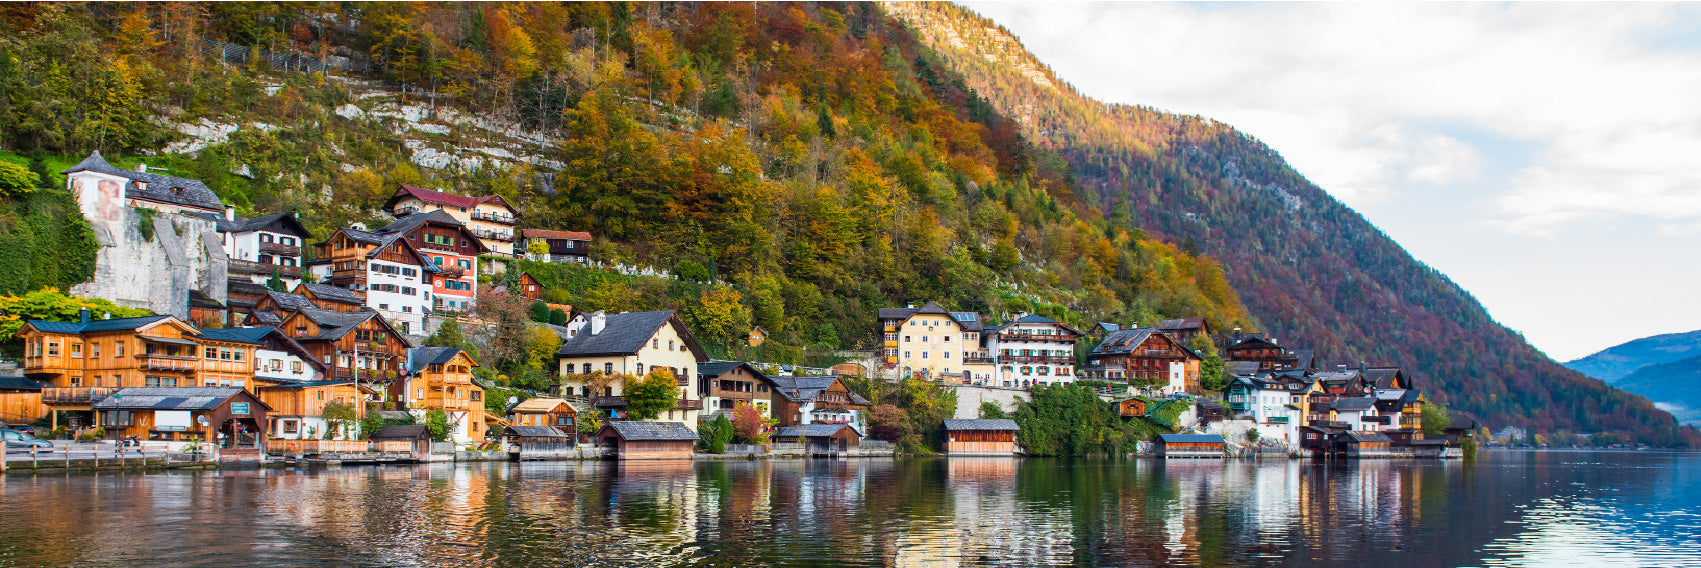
[1218,331,1303,372]
[199,326,329,385]
[1443,414,1478,445]
[1373,388,1425,430]
[20,312,260,432]
[878,301,987,383]
[942,418,1019,456]
[371,210,486,313]
[1224,373,1309,444]
[504,425,575,460]
[92,386,271,447]
[986,314,1082,388]
[224,280,274,323]
[1155,318,1212,344]
[769,375,870,430]
[1298,425,1335,454]
[556,310,707,430]
[508,398,578,431]
[1337,431,1395,458]
[384,185,520,264]
[1116,397,1150,417]
[399,347,485,444]
[307,226,438,334]
[745,325,769,347]
[217,211,313,290]
[0,375,50,426]
[1156,433,1226,458]
[698,361,778,419]
[774,423,861,454]
[62,151,229,320]
[370,424,432,458]
[254,379,370,440]
[1360,366,1413,390]
[1085,328,1202,394]
[518,229,592,264]
[597,421,698,460]
[514,272,546,301]
[277,308,411,387]
[1328,397,1383,431]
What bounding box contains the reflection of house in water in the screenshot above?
[942,458,1074,566]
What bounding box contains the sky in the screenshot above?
[966,2,1701,362]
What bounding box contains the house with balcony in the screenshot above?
[217,211,313,290]
[508,398,578,430]
[1373,388,1425,430]
[986,314,1083,388]
[1155,318,1212,345]
[384,185,520,267]
[307,226,439,335]
[698,361,779,419]
[255,377,372,441]
[555,310,707,431]
[199,326,329,385]
[17,311,260,434]
[399,347,486,444]
[372,210,485,314]
[1217,330,1306,372]
[1224,374,1308,444]
[277,307,411,393]
[519,229,592,264]
[769,374,870,431]
[877,301,985,383]
[1085,328,1202,394]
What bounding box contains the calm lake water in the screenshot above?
[1,451,1697,567]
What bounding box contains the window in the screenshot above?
[234,350,244,362]
[944,336,952,343]
[205,347,217,359]
[637,364,646,374]
[69,375,81,387]
[944,352,952,359]
[922,336,929,342]
[581,363,592,374]
[92,344,100,359]
[668,340,675,351]
[458,259,471,269]
[290,361,302,373]
[604,363,614,374]
[416,388,424,400]
[47,342,58,357]
[144,376,178,387]
[653,339,660,349]
[921,352,929,359]
[220,348,232,361]
[70,343,82,358]
[283,420,298,434]
[904,335,911,342]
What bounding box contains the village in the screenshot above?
[0,152,1476,471]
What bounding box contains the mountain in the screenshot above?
[1565,330,1701,384]
[1617,355,1701,425]
[886,2,1697,445]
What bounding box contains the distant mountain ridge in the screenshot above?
[1617,355,1701,426]
[885,2,1696,444]
[1565,329,1701,383]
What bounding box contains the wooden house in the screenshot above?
[1154,317,1212,344]
[942,419,1019,456]
[1219,332,1303,372]
[370,424,432,458]
[1443,414,1478,445]
[518,229,592,264]
[504,425,575,460]
[1299,425,1335,455]
[91,386,271,446]
[697,361,779,419]
[187,290,228,330]
[255,379,370,440]
[385,185,520,262]
[1156,433,1226,458]
[745,326,769,347]
[400,347,485,443]
[1085,328,1202,394]
[278,308,410,386]
[372,209,487,313]
[769,375,870,428]
[1117,397,1151,418]
[513,272,546,300]
[775,423,860,454]
[598,421,697,460]
[508,397,577,431]
[0,375,49,425]
[305,226,438,334]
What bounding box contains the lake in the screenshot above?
[1,451,1697,567]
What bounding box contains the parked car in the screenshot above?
[2,428,53,452]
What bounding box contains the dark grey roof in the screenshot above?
[248,310,283,325]
[1293,349,1316,371]
[0,375,49,391]
[373,209,486,255]
[188,290,225,310]
[197,327,270,344]
[1331,397,1377,412]
[92,387,253,410]
[227,280,273,297]
[294,307,380,340]
[1091,328,1154,356]
[1361,367,1405,389]
[217,212,313,239]
[604,421,697,441]
[699,361,754,378]
[555,310,676,358]
[1158,434,1225,444]
[299,283,364,305]
[28,315,173,335]
[1225,361,1262,377]
[1095,322,1121,333]
[263,292,314,311]
[372,425,430,440]
[62,151,223,211]
[943,418,1018,431]
[1447,413,1478,430]
[878,307,918,320]
[769,375,843,403]
[407,347,467,374]
[504,425,570,438]
[775,424,857,438]
[875,303,981,331]
[1155,318,1207,331]
[1344,431,1393,444]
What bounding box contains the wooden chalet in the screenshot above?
[514,272,545,300]
[310,226,438,294]
[370,424,432,458]
[92,386,271,446]
[769,375,870,427]
[598,421,697,460]
[1336,431,1394,458]
[519,229,592,264]
[187,290,228,329]
[400,347,486,443]
[504,425,575,460]
[254,379,371,440]
[1154,318,1212,344]
[698,361,778,417]
[775,423,860,455]
[0,375,49,426]
[1086,328,1203,394]
[745,325,769,347]
[1156,433,1226,458]
[1117,397,1151,417]
[942,419,1019,456]
[508,397,577,430]
[1219,332,1303,372]
[278,308,410,385]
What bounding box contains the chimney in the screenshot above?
[79,308,90,324]
[225,205,236,221]
[590,311,607,335]
[135,163,148,174]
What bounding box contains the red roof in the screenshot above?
[387,186,518,215]
[523,229,592,241]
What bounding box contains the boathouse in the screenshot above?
[91,387,271,448]
[598,421,697,460]
[775,423,861,455]
[504,425,575,460]
[942,419,1019,456]
[1338,431,1394,457]
[370,424,432,458]
[1156,433,1226,458]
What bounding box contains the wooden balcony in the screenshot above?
[963,355,996,365]
[418,241,458,254]
[676,399,704,411]
[43,387,118,405]
[258,242,301,256]
[137,354,200,372]
[334,368,399,382]
[997,332,1080,342]
[435,266,466,279]
[472,228,514,242]
[394,206,423,217]
[1000,355,1075,364]
[472,211,518,225]
[230,259,302,278]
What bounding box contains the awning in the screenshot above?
[139,335,200,347]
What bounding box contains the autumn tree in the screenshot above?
[683,283,749,347]
[731,403,772,445]
[624,368,681,421]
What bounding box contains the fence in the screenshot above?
[4,441,215,471]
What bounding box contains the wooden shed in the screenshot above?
[775,424,861,455]
[942,419,1019,456]
[1156,433,1226,458]
[504,425,575,460]
[1337,431,1394,458]
[598,421,697,460]
[1117,397,1150,417]
[371,424,432,458]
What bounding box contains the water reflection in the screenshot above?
[1,451,1697,567]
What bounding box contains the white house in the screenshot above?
[985,314,1083,388]
[217,211,313,290]
[556,310,708,430]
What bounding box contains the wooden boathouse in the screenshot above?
[942,419,1019,456]
[1156,433,1226,458]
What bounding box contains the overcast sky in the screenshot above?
[967,2,1701,362]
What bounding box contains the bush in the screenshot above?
[979,401,1007,419]
[529,300,551,323]
[425,409,451,442]
[675,260,710,282]
[549,308,567,326]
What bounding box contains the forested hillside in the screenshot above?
[886,2,1696,445]
[0,4,1250,358]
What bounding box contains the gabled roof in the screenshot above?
[556,310,706,361]
[248,310,283,325]
[522,229,591,240]
[993,314,1082,337]
[943,418,1018,431]
[196,327,271,344]
[504,425,570,438]
[603,421,697,441]
[1159,433,1226,444]
[217,212,313,239]
[1447,413,1478,430]
[320,227,438,270]
[1090,328,1198,360]
[1225,361,1263,376]
[287,308,407,346]
[296,283,364,306]
[386,185,518,216]
[1155,318,1207,332]
[775,424,858,438]
[1095,322,1121,333]
[510,398,574,414]
[1361,367,1407,389]
[373,209,488,255]
[876,302,983,331]
[698,361,773,385]
[26,314,174,335]
[1331,397,1377,412]
[372,424,431,440]
[261,291,314,312]
[769,375,867,404]
[92,387,266,411]
[227,280,273,298]
[406,347,474,374]
[1344,431,1393,444]
[62,151,224,211]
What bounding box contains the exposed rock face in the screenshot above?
[70,208,228,319]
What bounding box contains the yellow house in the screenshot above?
[556,310,707,430]
[877,301,984,383]
[401,347,487,444]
